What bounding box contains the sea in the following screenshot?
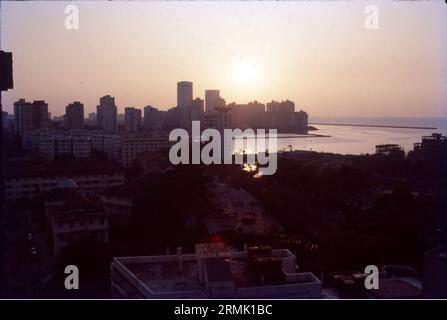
[275,117,447,155]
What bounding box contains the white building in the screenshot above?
[111,243,322,299]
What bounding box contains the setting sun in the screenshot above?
[231,60,261,85]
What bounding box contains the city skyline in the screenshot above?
[1,1,446,118]
[1,1,447,302]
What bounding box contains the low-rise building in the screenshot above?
[23,129,122,162]
[111,243,322,299]
[375,144,405,158]
[45,180,109,255]
[22,129,171,167]
[121,132,171,167]
[4,157,125,201]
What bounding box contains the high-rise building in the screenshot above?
[205,90,225,113]
[13,99,49,136]
[97,95,118,133]
[190,97,204,123]
[144,105,165,131]
[117,113,125,126]
[229,101,265,129]
[124,107,142,132]
[266,100,295,113]
[265,100,296,130]
[294,109,308,132]
[177,81,193,108]
[191,97,204,112]
[64,101,84,129]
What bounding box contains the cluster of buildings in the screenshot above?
[12,82,308,135]
[5,160,131,255]
[9,81,308,167]
[375,133,447,161]
[21,128,170,167]
[146,82,308,132]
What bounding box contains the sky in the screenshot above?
[1,0,446,118]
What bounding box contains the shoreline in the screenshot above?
[310,122,437,130]
[233,133,330,139]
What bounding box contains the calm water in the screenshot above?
[278,117,447,155]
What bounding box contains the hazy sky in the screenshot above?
[1,1,446,117]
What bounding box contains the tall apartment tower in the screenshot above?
[64,101,84,129]
[190,97,204,120]
[124,107,142,132]
[205,90,225,113]
[266,100,295,130]
[144,106,165,131]
[177,81,193,108]
[13,99,49,136]
[97,95,118,133]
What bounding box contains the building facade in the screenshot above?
[14,99,49,136]
[22,129,122,162]
[144,106,165,131]
[97,95,118,133]
[64,101,84,130]
[45,184,108,255]
[205,90,225,114]
[5,157,125,201]
[177,81,193,108]
[121,132,172,167]
[124,107,142,132]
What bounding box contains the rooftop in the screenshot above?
[112,243,322,298]
[125,260,202,293]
